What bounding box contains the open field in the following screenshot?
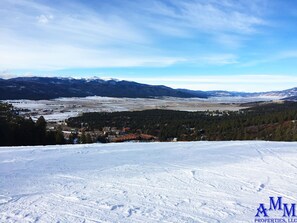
[4,96,280,121]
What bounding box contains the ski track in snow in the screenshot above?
[0,141,297,222]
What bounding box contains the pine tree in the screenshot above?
[55,129,65,144]
[36,116,47,144]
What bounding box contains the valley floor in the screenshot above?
[0,141,297,222]
[5,96,275,121]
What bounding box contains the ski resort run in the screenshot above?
[1,141,297,222]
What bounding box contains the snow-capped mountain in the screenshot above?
[182,88,297,99]
[0,77,205,100]
[258,87,297,98]
[0,77,296,100]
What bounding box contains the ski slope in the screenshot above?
[1,141,297,222]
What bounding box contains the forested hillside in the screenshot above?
[1,101,297,146]
[67,101,297,141]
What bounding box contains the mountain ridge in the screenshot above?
[0,76,203,100]
[0,76,296,100]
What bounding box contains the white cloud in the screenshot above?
[0,0,159,70]
[141,0,266,35]
[195,54,238,65]
[179,1,264,33]
[0,71,34,79]
[0,0,269,70]
[37,14,53,24]
[214,34,244,49]
[0,0,239,70]
[123,74,297,92]
[240,50,297,67]
[0,43,186,70]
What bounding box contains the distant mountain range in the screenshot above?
[0,77,205,100]
[0,77,296,100]
[179,88,297,99]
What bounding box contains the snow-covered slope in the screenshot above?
[1,141,297,222]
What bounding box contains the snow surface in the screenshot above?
[1,141,297,222]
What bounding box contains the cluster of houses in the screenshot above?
[54,125,157,143]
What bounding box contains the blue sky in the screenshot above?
[0,0,297,91]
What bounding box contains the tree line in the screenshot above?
[0,102,65,146]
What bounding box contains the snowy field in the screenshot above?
[3,96,280,121]
[1,141,297,222]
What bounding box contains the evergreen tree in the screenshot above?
[36,116,47,144]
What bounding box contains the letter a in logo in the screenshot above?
[255,203,268,217]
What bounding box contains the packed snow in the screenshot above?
[1,141,297,222]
